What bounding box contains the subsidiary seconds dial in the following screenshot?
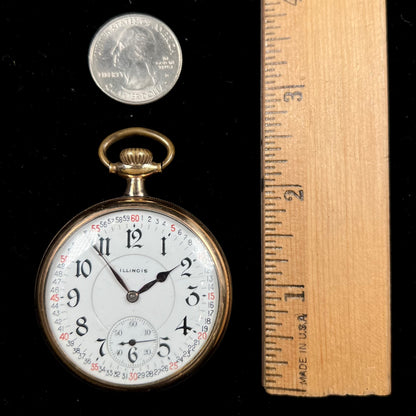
[107,316,158,368]
[37,200,231,389]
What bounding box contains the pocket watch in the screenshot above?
[36,127,232,390]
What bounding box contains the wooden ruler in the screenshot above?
[261,0,390,396]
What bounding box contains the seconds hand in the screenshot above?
[119,338,157,346]
[92,244,130,293]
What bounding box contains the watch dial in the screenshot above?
[39,204,229,389]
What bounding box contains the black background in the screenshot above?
[1,0,415,414]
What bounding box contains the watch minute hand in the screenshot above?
[92,244,130,293]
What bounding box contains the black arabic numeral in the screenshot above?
[97,338,106,357]
[99,237,111,256]
[67,288,80,307]
[284,189,304,201]
[75,259,92,278]
[126,228,143,248]
[180,257,192,277]
[175,316,192,336]
[161,236,167,256]
[128,347,138,363]
[283,91,303,102]
[185,285,200,306]
[157,337,170,358]
[76,316,88,336]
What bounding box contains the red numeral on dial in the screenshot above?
[169,361,178,370]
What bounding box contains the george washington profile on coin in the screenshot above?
[111,25,157,91]
[89,14,182,105]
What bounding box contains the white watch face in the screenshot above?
[39,203,229,389]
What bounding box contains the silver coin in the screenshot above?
[88,14,182,105]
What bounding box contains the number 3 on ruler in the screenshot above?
[283,91,303,102]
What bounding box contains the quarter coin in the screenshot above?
[88,14,183,104]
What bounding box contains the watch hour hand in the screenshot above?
[92,244,130,293]
[136,264,180,295]
[137,279,158,295]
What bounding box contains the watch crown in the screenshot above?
[120,148,153,166]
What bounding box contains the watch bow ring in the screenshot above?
[98,127,175,197]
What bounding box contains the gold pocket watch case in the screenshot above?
[36,128,232,390]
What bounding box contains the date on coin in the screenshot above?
[88,14,182,105]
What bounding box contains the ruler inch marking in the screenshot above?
[262,0,390,397]
[266,84,305,90]
[266,387,307,393]
[262,0,312,395]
